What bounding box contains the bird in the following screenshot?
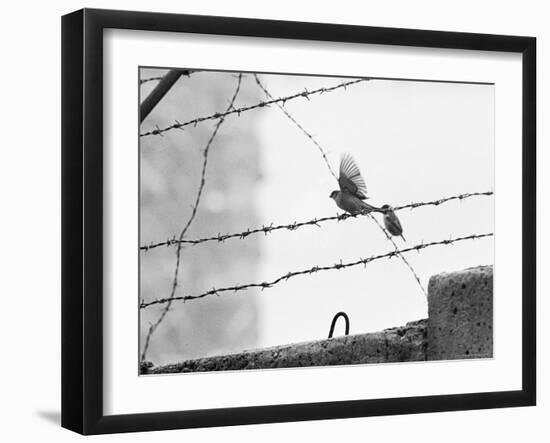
[381,204,406,241]
[329,153,382,215]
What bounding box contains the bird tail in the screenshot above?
[400,234,407,242]
[361,201,383,214]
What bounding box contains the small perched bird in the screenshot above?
[381,204,406,241]
[329,153,382,215]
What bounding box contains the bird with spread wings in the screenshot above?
[329,153,382,215]
[329,153,407,241]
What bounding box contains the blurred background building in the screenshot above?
[140,69,263,364]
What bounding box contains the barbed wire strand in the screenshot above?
[253,74,339,181]
[140,233,493,309]
[140,78,368,138]
[368,213,427,297]
[253,74,429,297]
[394,191,494,211]
[140,191,493,251]
[140,74,243,362]
[140,76,166,85]
[140,70,200,85]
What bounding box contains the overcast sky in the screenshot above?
[253,73,494,347]
[140,70,494,362]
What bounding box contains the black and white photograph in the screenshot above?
[1,0,545,439]
[138,68,494,374]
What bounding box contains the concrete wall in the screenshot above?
[427,265,493,360]
[143,265,493,374]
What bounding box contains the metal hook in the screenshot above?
[328,312,350,338]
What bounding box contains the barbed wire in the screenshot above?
[367,213,427,297]
[251,75,430,298]
[139,71,494,361]
[254,74,339,181]
[139,78,368,137]
[139,191,493,251]
[140,70,197,85]
[140,232,493,309]
[394,191,493,211]
[140,74,243,362]
[140,76,165,85]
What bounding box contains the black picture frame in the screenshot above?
[61,8,536,435]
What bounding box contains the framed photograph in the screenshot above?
[62,8,536,435]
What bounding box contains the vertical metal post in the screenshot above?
[140,69,189,123]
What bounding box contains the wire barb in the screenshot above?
[140,74,243,362]
[140,191,493,251]
[395,191,493,211]
[368,214,427,297]
[139,71,495,361]
[140,233,493,309]
[254,74,340,181]
[140,76,165,84]
[140,78,368,137]
[252,73,430,299]
[140,70,196,85]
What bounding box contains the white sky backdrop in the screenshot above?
[141,70,494,359]
[253,74,494,347]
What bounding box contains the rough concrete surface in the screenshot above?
[143,265,492,374]
[143,320,427,374]
[427,265,493,360]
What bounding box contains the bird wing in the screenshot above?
[338,153,368,199]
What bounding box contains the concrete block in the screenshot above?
[427,265,493,360]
